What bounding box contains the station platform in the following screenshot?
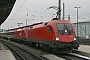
[0,42,16,60]
[78,44,90,53]
[42,54,65,60]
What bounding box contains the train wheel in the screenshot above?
[43,45,52,53]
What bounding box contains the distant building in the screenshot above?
[73,21,90,38]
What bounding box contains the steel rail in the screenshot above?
[0,40,48,60]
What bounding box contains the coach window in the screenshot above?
[49,26,53,32]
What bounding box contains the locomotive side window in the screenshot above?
[57,24,72,34]
[49,26,53,32]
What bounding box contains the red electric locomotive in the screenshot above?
[13,27,28,42]
[26,19,79,53]
[1,19,79,53]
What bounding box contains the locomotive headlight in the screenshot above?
[74,37,76,40]
[56,36,59,40]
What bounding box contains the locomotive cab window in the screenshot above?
[57,24,73,34]
[49,26,53,32]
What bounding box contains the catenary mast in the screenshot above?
[58,0,61,20]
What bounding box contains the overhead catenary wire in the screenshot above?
[6,0,90,22]
[7,0,90,23]
[7,0,52,22]
[34,0,50,10]
[8,0,66,21]
[8,0,27,21]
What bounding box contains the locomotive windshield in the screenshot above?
[57,24,73,34]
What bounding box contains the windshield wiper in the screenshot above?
[65,25,71,34]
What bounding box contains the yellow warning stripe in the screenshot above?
[0,43,8,60]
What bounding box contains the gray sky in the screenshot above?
[1,0,90,29]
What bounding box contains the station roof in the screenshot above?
[0,0,16,25]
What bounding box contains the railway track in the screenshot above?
[0,40,48,60]
[68,53,90,60]
[1,38,90,60]
[5,44,26,60]
[53,52,90,60]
